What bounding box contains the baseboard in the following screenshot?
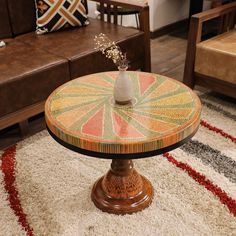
[150,19,188,39]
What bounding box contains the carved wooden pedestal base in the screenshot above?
[91,159,154,214]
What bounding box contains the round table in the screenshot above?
[45,71,201,214]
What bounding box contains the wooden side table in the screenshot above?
[45,71,201,214]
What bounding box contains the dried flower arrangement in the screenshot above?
[94,33,128,69]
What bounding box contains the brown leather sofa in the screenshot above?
[0,0,150,134]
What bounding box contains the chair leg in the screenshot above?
[135,13,139,28]
[19,120,29,137]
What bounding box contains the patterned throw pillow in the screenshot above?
[35,0,89,35]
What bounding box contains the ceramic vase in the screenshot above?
[113,66,133,105]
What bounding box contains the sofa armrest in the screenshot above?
[183,2,236,87]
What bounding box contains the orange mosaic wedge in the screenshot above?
[45,72,201,154]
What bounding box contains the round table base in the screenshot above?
[91,159,154,214]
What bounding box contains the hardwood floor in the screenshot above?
[151,28,187,82]
[0,28,188,150]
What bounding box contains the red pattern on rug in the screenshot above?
[1,118,235,233]
[163,152,236,217]
[0,146,34,236]
[200,119,236,143]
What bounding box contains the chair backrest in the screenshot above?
[210,0,236,8]
[0,0,12,39]
[97,2,121,24]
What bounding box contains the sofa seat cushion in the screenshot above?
[0,41,70,117]
[195,29,236,84]
[17,18,145,78]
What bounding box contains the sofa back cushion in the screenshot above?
[7,0,36,36]
[0,0,12,39]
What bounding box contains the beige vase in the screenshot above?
[113,66,133,105]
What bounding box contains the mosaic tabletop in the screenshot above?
[45,71,201,155]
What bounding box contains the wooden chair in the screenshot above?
[96,4,140,28]
[91,0,150,72]
[183,2,236,98]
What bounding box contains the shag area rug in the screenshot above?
[0,91,236,236]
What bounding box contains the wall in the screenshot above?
[149,0,189,31]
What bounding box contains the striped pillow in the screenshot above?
[35,0,89,35]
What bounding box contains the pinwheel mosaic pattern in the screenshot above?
[45,72,201,154]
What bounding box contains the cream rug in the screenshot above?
[0,91,236,236]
